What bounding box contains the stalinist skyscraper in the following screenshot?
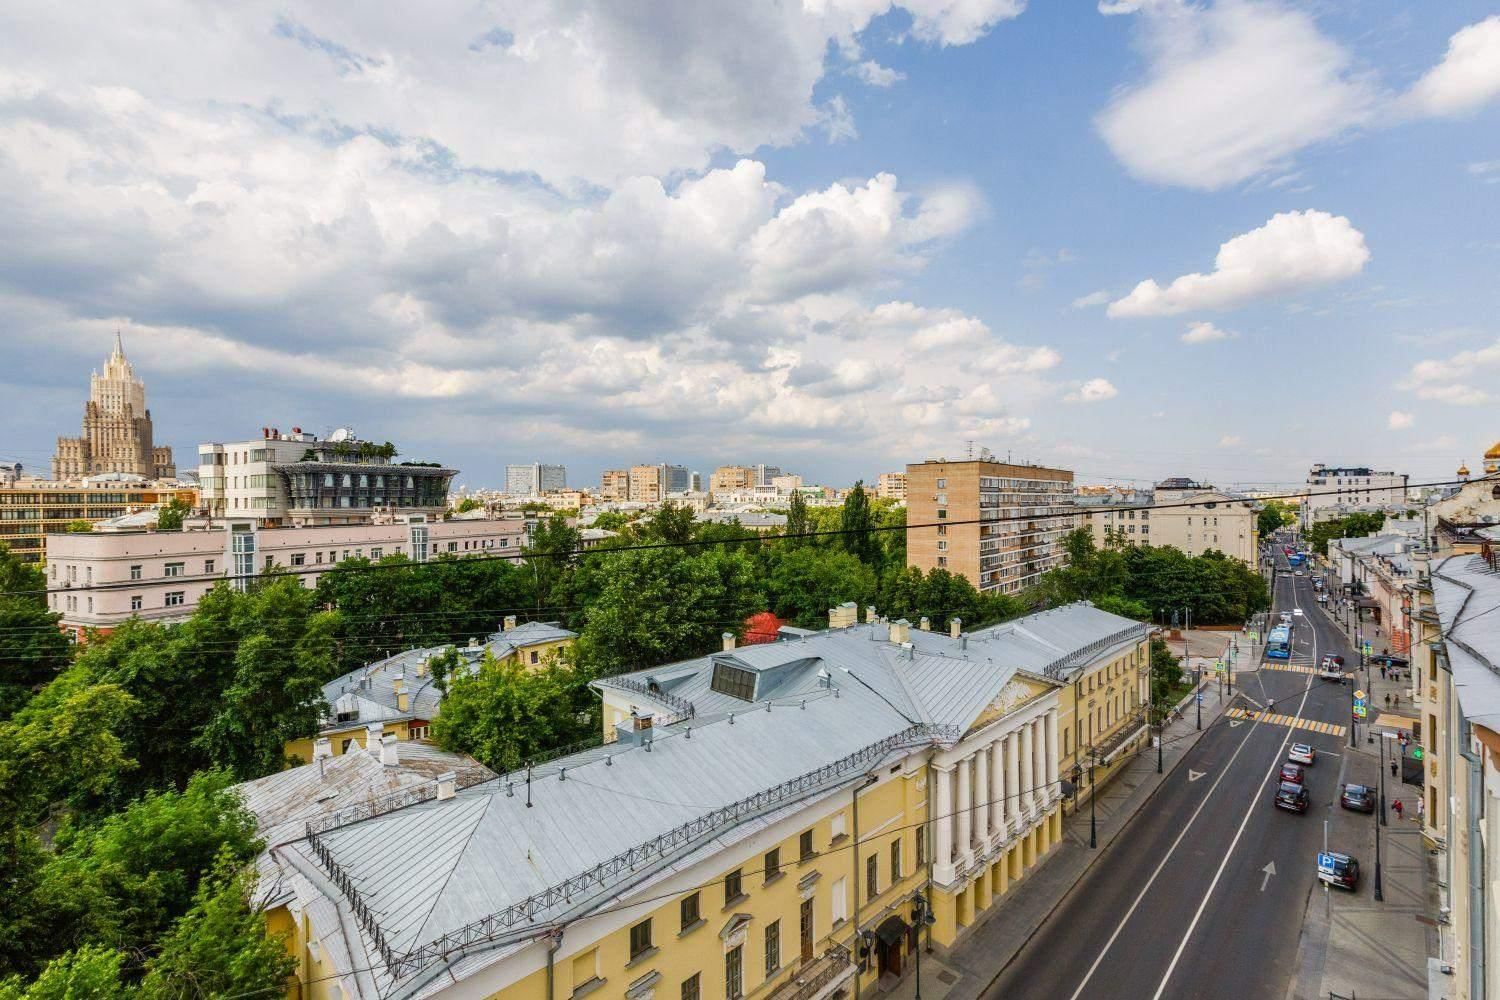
[53,333,175,480]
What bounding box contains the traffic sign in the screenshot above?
[1353,704,1367,719]
[1318,852,1337,869]
[1354,689,1366,701]
[1412,746,1424,761]
[1197,693,1204,704]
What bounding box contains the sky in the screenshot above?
[2,0,1498,491]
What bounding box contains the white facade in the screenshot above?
[1301,464,1408,527]
[505,463,567,495]
[198,431,315,521]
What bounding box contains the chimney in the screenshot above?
[865,605,878,624]
[722,631,736,651]
[437,771,457,801]
[890,619,911,644]
[312,736,333,761]
[829,602,858,629]
[366,723,384,756]
[381,733,400,767]
[397,690,410,713]
[503,615,517,632]
[614,710,655,746]
[292,426,302,435]
[950,618,962,639]
[392,674,405,694]
[415,657,428,677]
[261,426,269,438]
[919,617,931,632]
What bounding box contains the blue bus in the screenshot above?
[1288,553,1307,568]
[1267,624,1292,659]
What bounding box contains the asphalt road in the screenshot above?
[985,546,1359,1000]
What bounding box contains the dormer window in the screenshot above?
[711,661,757,701]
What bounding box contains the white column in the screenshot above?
[1031,718,1046,810]
[1046,709,1060,803]
[1018,724,1034,816]
[934,764,955,883]
[956,755,974,867]
[1005,733,1021,831]
[989,739,1005,838]
[975,744,991,848]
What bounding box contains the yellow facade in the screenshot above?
[1056,637,1152,804]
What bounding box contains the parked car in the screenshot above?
[1340,783,1376,813]
[1280,762,1305,785]
[1276,782,1310,813]
[1294,570,1304,577]
[1317,851,1360,890]
[1288,743,1315,765]
[1319,654,1347,682]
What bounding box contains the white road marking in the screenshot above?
[1188,769,1206,782]
[1260,861,1276,892]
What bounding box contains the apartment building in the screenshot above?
[877,472,908,502]
[1079,481,1259,563]
[0,467,197,564]
[599,469,630,501]
[1301,463,1408,528]
[504,463,566,496]
[906,459,1076,594]
[711,464,756,495]
[249,599,1146,1000]
[197,426,454,527]
[629,464,665,504]
[43,516,527,640]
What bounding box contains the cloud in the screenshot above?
[976,344,1063,375]
[1402,16,1500,118]
[1180,321,1234,344]
[1064,378,1118,403]
[1387,411,1414,430]
[1096,1,1376,190]
[1071,289,1112,309]
[1403,338,1500,406]
[852,60,906,87]
[1107,210,1370,317]
[1414,384,1491,406]
[893,0,1029,46]
[1218,434,1243,447]
[1470,161,1500,183]
[817,95,859,142]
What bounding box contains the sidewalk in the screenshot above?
[884,672,1239,1000]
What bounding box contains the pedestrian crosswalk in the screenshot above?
[1260,662,1317,675]
[1226,706,1347,737]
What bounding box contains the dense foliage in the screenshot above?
[1256,499,1293,537]
[154,497,191,532]
[1305,511,1387,555]
[0,545,71,718]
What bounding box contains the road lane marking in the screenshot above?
[1063,701,1267,1000]
[1188,769,1206,782]
[1260,861,1276,892]
[1147,673,1317,1000]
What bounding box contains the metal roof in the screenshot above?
[1433,555,1500,730]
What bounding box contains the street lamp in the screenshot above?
[1195,664,1202,731]
[910,894,936,1000]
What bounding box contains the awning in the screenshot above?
[875,915,909,947]
[1356,597,1381,609]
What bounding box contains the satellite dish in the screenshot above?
[328,427,353,442]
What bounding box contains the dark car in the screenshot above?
[1276,782,1310,813]
[1280,762,1305,785]
[1340,783,1376,813]
[1317,852,1360,890]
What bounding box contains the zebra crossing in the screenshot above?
[1260,662,1318,675]
[1226,706,1347,738]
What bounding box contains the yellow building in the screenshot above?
[283,617,577,764]
[252,601,1148,999]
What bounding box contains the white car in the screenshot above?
[1288,743,1315,765]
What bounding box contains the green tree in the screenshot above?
[64,520,93,534]
[765,547,877,629]
[0,681,135,824]
[526,516,582,614]
[0,544,44,598]
[432,652,594,772]
[0,945,130,1000]
[1147,637,1188,720]
[136,858,293,1000]
[452,496,483,514]
[1256,499,1291,537]
[640,503,696,546]
[784,490,809,546]
[154,498,191,532]
[839,481,875,564]
[0,599,72,718]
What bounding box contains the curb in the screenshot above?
[969,697,1234,995]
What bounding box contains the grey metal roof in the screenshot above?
[1433,555,1500,730]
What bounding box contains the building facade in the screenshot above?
[1080,484,1259,563]
[877,473,908,502]
[906,459,1076,594]
[0,470,197,564]
[599,469,630,501]
[53,334,175,481]
[711,465,757,495]
[1301,464,1408,528]
[629,464,665,504]
[44,516,527,640]
[197,427,454,527]
[506,464,567,496]
[251,600,1145,1000]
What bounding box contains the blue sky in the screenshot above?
[1,0,1497,490]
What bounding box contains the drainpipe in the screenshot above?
[545,929,564,1000]
[1459,704,1485,1000]
[924,750,936,954]
[852,779,863,1000]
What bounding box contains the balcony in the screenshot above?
[765,946,854,1000]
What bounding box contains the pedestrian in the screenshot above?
[1394,799,1404,820]
[1417,797,1426,823]
[1385,693,1391,707]
[1381,665,1388,680]
[1390,757,1398,779]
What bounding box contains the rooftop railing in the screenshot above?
[1041,623,1152,680]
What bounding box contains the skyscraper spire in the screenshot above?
[113,329,125,360]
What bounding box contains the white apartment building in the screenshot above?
[1301,464,1408,528]
[504,463,566,495]
[44,516,527,641]
[1080,482,1259,563]
[198,426,455,527]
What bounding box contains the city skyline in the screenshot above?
[3,3,1497,487]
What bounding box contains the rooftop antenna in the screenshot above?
[966,439,974,460]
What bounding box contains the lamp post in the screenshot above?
[910,894,936,1000]
[1195,664,1202,731]
[1374,762,1385,903]
[1379,732,1389,827]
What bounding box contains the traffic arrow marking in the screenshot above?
[1229,720,1243,728]
[1188,769,1206,782]
[1261,861,1276,892]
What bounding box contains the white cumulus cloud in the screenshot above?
[1181,321,1235,344]
[1071,289,1112,309]
[1107,210,1370,317]
[1403,338,1500,406]
[1218,434,1244,448]
[1064,377,1118,403]
[1387,411,1414,430]
[1403,16,1500,118]
[852,60,906,87]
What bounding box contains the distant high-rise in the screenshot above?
[506,463,567,495]
[53,333,175,480]
[662,464,690,493]
[754,464,784,486]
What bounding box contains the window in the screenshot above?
[129,564,142,581]
[203,559,215,574]
[681,973,700,1000]
[163,562,184,577]
[937,557,947,568]
[371,548,383,559]
[866,854,878,899]
[890,839,902,881]
[937,509,947,520]
[764,920,781,976]
[571,949,599,993]
[724,869,744,905]
[725,946,743,1000]
[831,876,848,924]
[530,650,540,664]
[130,595,142,611]
[915,829,925,869]
[831,813,846,840]
[936,478,947,489]
[799,830,814,861]
[164,591,185,607]
[628,919,653,960]
[710,662,756,701]
[936,524,946,536]
[291,553,306,567]
[764,848,781,882]
[680,892,701,931]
